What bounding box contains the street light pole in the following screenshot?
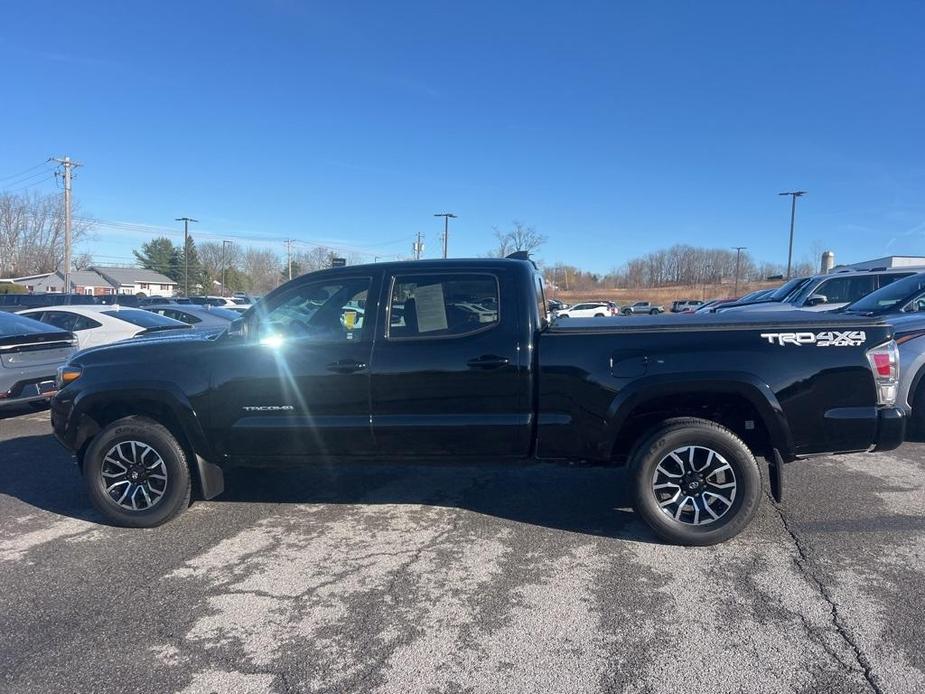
[175,217,198,296]
[221,240,231,297]
[433,213,457,258]
[778,191,806,279]
[732,246,747,297]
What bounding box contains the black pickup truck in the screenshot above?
[51,256,904,544]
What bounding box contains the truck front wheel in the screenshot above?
[82,416,192,528]
[629,417,761,545]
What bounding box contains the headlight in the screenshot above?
[56,365,82,389]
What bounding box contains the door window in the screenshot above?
[258,278,371,343]
[39,311,79,332]
[534,275,548,328]
[387,274,499,339]
[810,275,876,304]
[73,315,102,331]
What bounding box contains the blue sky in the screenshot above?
[1,1,924,273]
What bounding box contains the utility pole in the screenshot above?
[732,246,747,297]
[221,240,232,297]
[52,156,82,292]
[433,213,456,259]
[778,191,806,279]
[175,217,198,296]
[285,239,294,280]
[412,231,424,260]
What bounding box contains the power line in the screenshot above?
[0,161,53,182]
[4,175,57,193]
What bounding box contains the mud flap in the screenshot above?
[194,454,225,500]
[769,449,784,503]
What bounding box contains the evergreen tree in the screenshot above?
[133,237,180,280]
[178,235,205,295]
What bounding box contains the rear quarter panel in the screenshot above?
[537,316,891,461]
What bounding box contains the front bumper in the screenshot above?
[873,407,905,452]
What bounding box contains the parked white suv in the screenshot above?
[555,302,615,318]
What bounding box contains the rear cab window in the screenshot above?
[387,273,500,339]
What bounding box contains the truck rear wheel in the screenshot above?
[629,417,761,545]
[82,416,192,528]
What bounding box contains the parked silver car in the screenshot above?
[622,301,664,315]
[838,272,925,434]
[0,312,76,412]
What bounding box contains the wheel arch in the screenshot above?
[605,372,793,463]
[70,383,222,499]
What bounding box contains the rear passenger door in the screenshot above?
[369,269,532,457]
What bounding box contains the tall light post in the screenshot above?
[176,217,198,296]
[732,246,747,297]
[433,213,456,258]
[221,240,232,297]
[778,191,806,279]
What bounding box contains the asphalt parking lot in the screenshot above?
[0,409,923,694]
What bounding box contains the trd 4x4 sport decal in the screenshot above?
[760,330,866,347]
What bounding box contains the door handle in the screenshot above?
[466,355,510,369]
[326,359,367,374]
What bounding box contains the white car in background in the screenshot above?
[554,301,616,318]
[17,305,190,349]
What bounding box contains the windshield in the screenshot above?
[767,277,810,302]
[101,309,188,329]
[844,273,925,314]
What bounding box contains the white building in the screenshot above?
[91,267,177,297]
[834,256,925,272]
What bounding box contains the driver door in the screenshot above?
[210,275,376,460]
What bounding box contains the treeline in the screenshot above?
[0,191,93,277]
[545,244,816,291]
[132,237,363,295]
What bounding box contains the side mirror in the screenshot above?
[806,294,828,307]
[227,317,248,338]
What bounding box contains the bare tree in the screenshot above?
[198,241,243,288]
[241,247,281,294]
[73,252,94,270]
[490,221,547,258]
[0,192,93,277]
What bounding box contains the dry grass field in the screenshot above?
[550,281,782,307]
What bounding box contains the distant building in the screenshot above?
[834,256,925,272]
[90,267,177,297]
[30,271,117,296]
[0,267,177,297]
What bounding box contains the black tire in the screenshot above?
[622,309,632,316]
[594,313,605,318]
[649,309,659,315]
[630,417,761,546]
[83,416,192,528]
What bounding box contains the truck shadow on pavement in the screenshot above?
[0,428,653,542]
[222,461,650,541]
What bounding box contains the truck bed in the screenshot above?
[549,310,889,334]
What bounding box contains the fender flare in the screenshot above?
[604,371,794,460]
[70,381,223,499]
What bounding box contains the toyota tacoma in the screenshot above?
[51,255,905,544]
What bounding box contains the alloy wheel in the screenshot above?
[100,441,168,511]
[651,445,737,526]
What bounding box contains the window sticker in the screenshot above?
[414,283,448,332]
